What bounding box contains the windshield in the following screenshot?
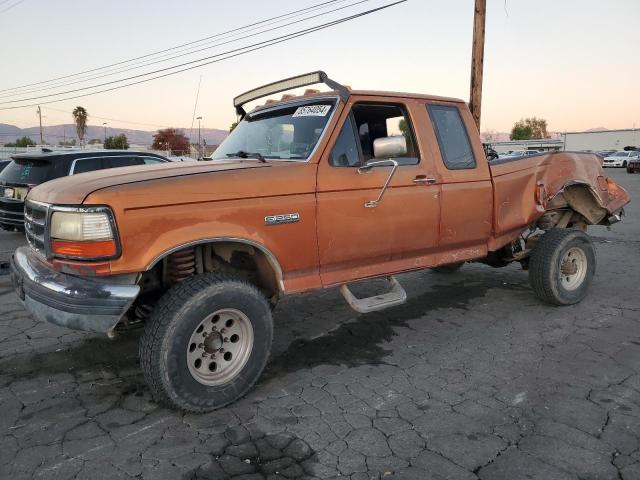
[213,99,337,161]
[613,152,629,157]
[0,160,54,185]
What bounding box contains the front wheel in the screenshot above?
[622,160,628,168]
[529,229,595,305]
[139,274,273,412]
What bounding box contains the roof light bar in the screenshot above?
[233,70,349,116]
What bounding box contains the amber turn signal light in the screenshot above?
[51,239,117,259]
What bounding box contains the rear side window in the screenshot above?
[428,104,476,170]
[106,156,145,168]
[72,157,103,174]
[143,157,164,164]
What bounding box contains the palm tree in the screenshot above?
[72,106,88,147]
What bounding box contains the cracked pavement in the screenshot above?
[0,169,638,480]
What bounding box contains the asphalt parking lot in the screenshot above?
[0,168,638,480]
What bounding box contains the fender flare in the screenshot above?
[145,237,285,293]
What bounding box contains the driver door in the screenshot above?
[316,97,440,287]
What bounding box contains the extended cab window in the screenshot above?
[330,115,360,167]
[212,99,337,161]
[352,103,419,165]
[428,104,476,170]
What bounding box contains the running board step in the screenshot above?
[340,276,407,314]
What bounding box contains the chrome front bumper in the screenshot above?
[10,246,140,333]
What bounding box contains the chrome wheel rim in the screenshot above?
[560,247,587,291]
[186,309,254,386]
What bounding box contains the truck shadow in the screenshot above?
[0,268,524,388]
[263,275,500,381]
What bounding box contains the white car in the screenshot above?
[602,151,640,168]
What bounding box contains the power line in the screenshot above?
[0,0,370,99]
[0,0,26,14]
[0,1,406,110]
[0,0,346,93]
[42,106,172,129]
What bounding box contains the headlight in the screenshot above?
[49,209,119,260]
[51,211,113,241]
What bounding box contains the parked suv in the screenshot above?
[11,72,630,412]
[627,154,640,173]
[0,149,168,229]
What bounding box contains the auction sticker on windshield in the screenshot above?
[292,105,332,117]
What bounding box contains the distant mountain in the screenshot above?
[0,123,228,146]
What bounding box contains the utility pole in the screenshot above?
[36,106,44,145]
[103,122,107,145]
[469,0,486,132]
[197,116,202,159]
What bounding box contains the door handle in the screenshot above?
[413,175,437,185]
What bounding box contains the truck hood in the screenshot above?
[28,160,270,205]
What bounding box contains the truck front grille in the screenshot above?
[24,200,49,256]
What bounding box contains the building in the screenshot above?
[560,129,640,152]
[487,139,564,154]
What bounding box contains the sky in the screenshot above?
[0,0,639,137]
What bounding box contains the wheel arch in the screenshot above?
[146,237,285,295]
[544,181,609,226]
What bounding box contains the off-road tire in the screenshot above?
[432,262,464,273]
[529,229,595,305]
[139,273,273,412]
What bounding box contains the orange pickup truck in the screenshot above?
[11,72,630,411]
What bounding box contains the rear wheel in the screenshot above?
[529,229,595,305]
[139,274,273,412]
[432,262,464,273]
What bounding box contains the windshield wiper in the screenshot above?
[226,151,266,162]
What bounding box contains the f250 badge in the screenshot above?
[265,213,300,226]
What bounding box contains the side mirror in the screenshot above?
[373,135,407,159]
[357,158,399,208]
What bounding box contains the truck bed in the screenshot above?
[488,151,629,250]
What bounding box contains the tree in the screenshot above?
[151,128,190,155]
[87,138,102,145]
[398,118,409,139]
[5,136,36,147]
[524,117,548,139]
[510,120,533,140]
[229,121,238,132]
[104,134,129,150]
[510,117,549,140]
[72,106,88,147]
